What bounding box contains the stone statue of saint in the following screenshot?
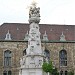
[20,57,25,66]
[29,6,40,18]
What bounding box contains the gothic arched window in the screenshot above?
[59,50,67,66]
[4,50,12,67]
[44,49,50,62]
[23,49,26,56]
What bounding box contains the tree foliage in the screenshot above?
[42,61,59,75]
[52,68,59,75]
[68,71,74,75]
[42,61,53,73]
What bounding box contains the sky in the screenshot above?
[0,0,75,25]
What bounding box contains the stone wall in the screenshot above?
[0,41,74,75]
[42,42,75,72]
[0,41,27,75]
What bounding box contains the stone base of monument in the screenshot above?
[19,68,43,75]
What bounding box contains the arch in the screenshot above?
[4,50,12,67]
[23,49,26,56]
[59,49,67,66]
[44,49,50,62]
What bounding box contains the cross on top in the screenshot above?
[31,0,37,7]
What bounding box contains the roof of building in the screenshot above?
[0,23,74,41]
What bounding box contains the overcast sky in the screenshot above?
[0,0,75,25]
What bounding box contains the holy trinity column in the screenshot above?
[19,1,44,75]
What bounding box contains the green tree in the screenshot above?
[42,61,53,73]
[42,61,59,75]
[68,71,74,75]
[52,68,59,75]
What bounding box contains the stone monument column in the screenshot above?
[19,1,44,75]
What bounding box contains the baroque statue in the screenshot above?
[29,1,40,23]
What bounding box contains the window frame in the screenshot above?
[59,50,67,67]
[3,50,12,67]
